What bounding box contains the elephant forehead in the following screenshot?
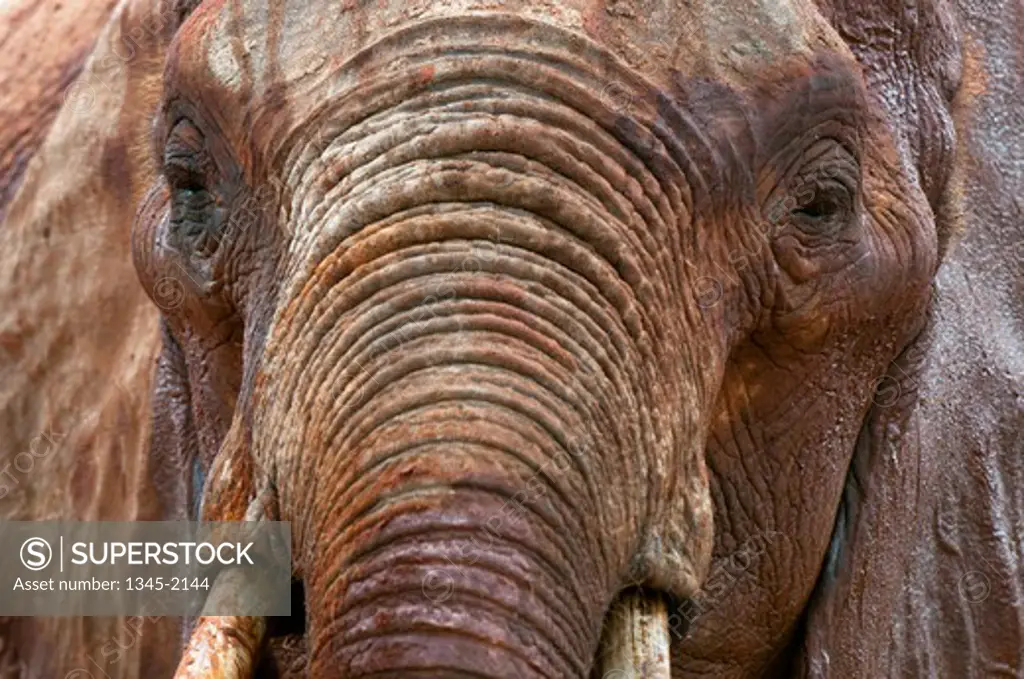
[166,0,849,119]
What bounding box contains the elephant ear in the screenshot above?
[799,2,1024,676]
[0,1,200,677]
[0,0,121,223]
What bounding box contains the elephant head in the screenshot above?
[131,0,964,676]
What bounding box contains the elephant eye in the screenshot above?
[789,146,859,236]
[168,180,221,257]
[791,180,853,233]
[164,120,223,258]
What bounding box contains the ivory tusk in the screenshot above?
[171,611,266,679]
[597,590,673,679]
[173,490,277,679]
[173,565,269,678]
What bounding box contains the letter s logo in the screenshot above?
[21,538,52,571]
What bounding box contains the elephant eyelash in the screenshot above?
[793,180,851,216]
[164,160,205,193]
[162,117,212,188]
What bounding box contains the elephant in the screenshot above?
[1,0,1022,677]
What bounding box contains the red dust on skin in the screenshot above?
[580,1,607,42]
[173,615,267,679]
[416,63,436,86]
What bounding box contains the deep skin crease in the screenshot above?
[0,0,1021,677]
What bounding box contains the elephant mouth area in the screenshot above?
[250,579,305,675]
[237,583,678,678]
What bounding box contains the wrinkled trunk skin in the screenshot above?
[268,248,636,678]
[267,212,642,678]
[247,17,718,678]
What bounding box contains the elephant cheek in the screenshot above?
[149,324,199,521]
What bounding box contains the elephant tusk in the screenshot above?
[597,590,673,679]
[172,490,277,679]
[171,611,266,679]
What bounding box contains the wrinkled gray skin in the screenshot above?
[126,0,1023,676]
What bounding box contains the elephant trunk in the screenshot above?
[265,211,658,676]
[281,265,640,676]
[242,22,715,675]
[306,452,598,676]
